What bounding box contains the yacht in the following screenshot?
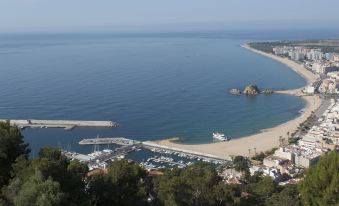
[213,132,230,141]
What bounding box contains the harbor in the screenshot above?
[63,136,230,171]
[0,119,118,130]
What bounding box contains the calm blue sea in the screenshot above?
[0,31,321,155]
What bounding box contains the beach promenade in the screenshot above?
[150,44,322,159]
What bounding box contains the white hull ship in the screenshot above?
[213,132,230,141]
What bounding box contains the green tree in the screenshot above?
[0,122,30,187]
[107,160,148,206]
[87,174,115,206]
[33,147,89,205]
[299,151,339,206]
[233,156,249,172]
[155,163,237,206]
[5,147,90,206]
[246,176,277,205]
[212,183,239,206]
[254,176,276,197]
[33,147,68,184]
[13,170,64,206]
[155,167,189,206]
[265,184,301,206]
[88,160,148,206]
[64,160,89,206]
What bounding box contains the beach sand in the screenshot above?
[150,44,322,159]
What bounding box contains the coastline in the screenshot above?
[242,44,318,85]
[150,43,322,159]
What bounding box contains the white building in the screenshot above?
[289,51,305,61]
[274,147,294,161]
[270,144,327,168]
[319,79,338,94]
[273,46,292,55]
[306,49,324,61]
[327,71,339,80]
[312,62,323,73]
[305,86,315,94]
[333,53,339,62]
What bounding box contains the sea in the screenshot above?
[0,30,337,156]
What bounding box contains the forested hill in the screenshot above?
[0,122,338,206]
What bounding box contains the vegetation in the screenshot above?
[0,123,338,205]
[295,113,318,138]
[232,156,249,172]
[0,121,30,188]
[299,151,339,205]
[265,184,301,206]
[155,163,239,206]
[87,160,148,206]
[251,148,277,163]
[248,42,288,53]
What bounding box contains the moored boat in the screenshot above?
[213,132,230,141]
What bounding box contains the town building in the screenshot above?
[333,53,339,62]
[289,50,305,61]
[325,53,333,61]
[304,86,315,94]
[307,49,324,61]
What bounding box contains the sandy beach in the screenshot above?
[150,44,322,159]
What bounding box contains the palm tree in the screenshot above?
[248,148,251,156]
[279,136,283,146]
[254,147,257,155]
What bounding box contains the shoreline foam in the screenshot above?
[150,43,321,159]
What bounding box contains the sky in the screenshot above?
[1,0,339,33]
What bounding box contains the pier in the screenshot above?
[142,141,231,161]
[0,119,118,130]
[79,137,140,146]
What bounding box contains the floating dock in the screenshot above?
[0,119,118,130]
[79,137,140,146]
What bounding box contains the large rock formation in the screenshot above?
[243,84,260,95]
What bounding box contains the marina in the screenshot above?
[0,119,118,130]
[63,136,230,171]
[142,141,231,161]
[140,156,189,170]
[63,143,142,170]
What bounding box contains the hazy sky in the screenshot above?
[1,0,339,32]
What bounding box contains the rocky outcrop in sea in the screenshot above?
[262,88,274,95]
[229,85,275,96]
[243,84,260,95]
[229,88,241,95]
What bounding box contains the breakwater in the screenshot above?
[79,137,140,146]
[0,119,118,130]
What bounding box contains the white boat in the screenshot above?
[103,149,113,153]
[213,132,230,141]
